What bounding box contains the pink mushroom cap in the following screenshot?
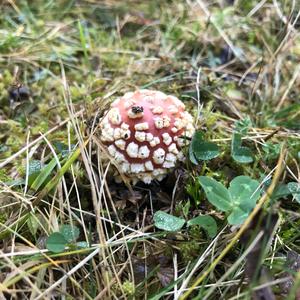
[98,89,195,184]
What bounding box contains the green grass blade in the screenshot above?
[34,141,88,204]
[30,157,57,191]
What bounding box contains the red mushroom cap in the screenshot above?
[98,89,195,183]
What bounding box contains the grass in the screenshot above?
[0,0,300,299]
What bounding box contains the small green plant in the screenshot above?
[30,157,57,191]
[46,224,82,253]
[288,182,300,203]
[154,211,185,232]
[262,142,281,161]
[53,141,76,158]
[186,179,202,205]
[231,118,254,164]
[122,280,135,296]
[46,232,69,253]
[189,131,220,164]
[265,181,299,202]
[198,175,260,225]
[186,215,217,238]
[153,211,217,238]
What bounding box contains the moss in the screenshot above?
[0,169,10,182]
[122,280,135,296]
[179,241,202,263]
[0,212,7,224]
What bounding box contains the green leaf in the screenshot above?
[231,146,254,163]
[30,157,57,191]
[235,117,252,134]
[46,232,67,253]
[187,215,217,238]
[53,141,76,158]
[189,144,198,166]
[198,176,232,211]
[189,144,198,165]
[231,118,254,164]
[0,144,9,153]
[59,224,80,243]
[228,176,260,212]
[227,207,249,225]
[153,211,185,232]
[199,175,261,225]
[226,176,260,225]
[28,160,42,175]
[288,182,300,203]
[262,142,281,161]
[189,131,220,164]
[194,142,220,161]
[272,184,291,200]
[26,160,42,186]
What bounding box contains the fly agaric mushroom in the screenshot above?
[98,89,195,184]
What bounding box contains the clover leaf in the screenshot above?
[288,182,300,203]
[198,175,261,225]
[189,131,220,164]
[231,118,254,164]
[154,211,218,238]
[153,211,185,232]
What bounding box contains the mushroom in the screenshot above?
[98,89,195,184]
